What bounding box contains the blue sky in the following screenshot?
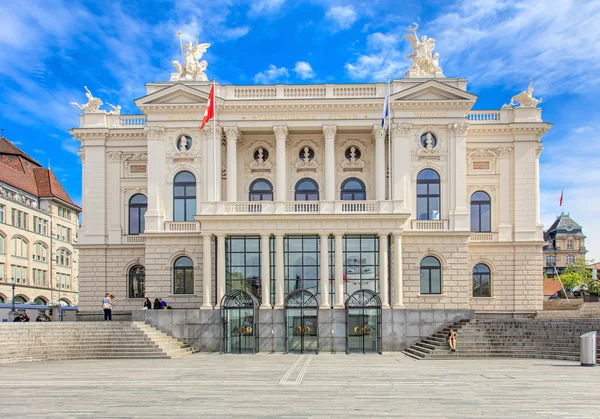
[1,0,599,259]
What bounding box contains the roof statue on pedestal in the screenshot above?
[70,86,105,113]
[502,79,543,108]
[171,31,211,82]
[404,23,444,78]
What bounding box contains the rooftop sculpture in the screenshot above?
[503,79,543,108]
[404,23,444,78]
[171,31,211,82]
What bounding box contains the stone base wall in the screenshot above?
[133,308,475,352]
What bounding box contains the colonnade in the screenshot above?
[200,232,404,309]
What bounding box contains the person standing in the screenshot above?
[102,293,113,321]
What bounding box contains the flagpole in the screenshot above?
[387,77,392,200]
[213,79,217,202]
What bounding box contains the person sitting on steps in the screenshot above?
[447,327,457,352]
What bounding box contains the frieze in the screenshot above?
[107,151,148,161]
[144,126,165,139]
[392,123,413,137]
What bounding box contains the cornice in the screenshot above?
[391,101,475,109]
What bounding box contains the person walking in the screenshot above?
[102,293,113,321]
[142,297,152,310]
[447,327,457,352]
[153,298,161,309]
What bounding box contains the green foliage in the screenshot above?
[559,272,582,291]
[560,258,595,293]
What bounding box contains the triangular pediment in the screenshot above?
[135,83,212,107]
[391,80,477,102]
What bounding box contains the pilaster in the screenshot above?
[216,234,226,304]
[448,122,469,231]
[275,234,285,308]
[392,233,404,307]
[224,126,240,202]
[392,123,412,210]
[323,125,337,201]
[379,233,390,308]
[372,125,386,201]
[202,233,212,308]
[273,126,289,202]
[144,126,166,233]
[498,147,513,241]
[319,233,330,308]
[334,233,344,308]
[80,136,107,244]
[260,234,271,308]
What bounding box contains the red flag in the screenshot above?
[559,190,563,207]
[200,85,215,131]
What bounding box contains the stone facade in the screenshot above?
[70,54,551,350]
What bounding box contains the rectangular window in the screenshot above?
[0,204,4,223]
[546,256,556,266]
[343,235,379,295]
[11,209,28,229]
[11,265,27,284]
[284,236,319,297]
[0,263,4,282]
[33,217,48,235]
[226,236,262,299]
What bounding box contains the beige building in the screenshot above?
[70,31,550,352]
[0,136,80,307]
[543,213,586,278]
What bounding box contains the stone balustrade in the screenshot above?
[411,219,449,231]
[200,200,404,216]
[469,232,498,242]
[164,221,201,232]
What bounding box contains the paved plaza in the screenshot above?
[2,353,599,418]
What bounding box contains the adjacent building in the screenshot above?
[543,213,587,278]
[0,136,81,307]
[70,30,550,352]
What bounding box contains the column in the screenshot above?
[319,234,330,308]
[450,122,470,231]
[224,126,240,202]
[273,126,288,201]
[393,233,404,307]
[202,233,212,308]
[334,233,344,308]
[215,126,223,201]
[144,126,166,232]
[392,123,412,208]
[372,125,386,201]
[379,234,389,308]
[205,125,223,202]
[323,125,337,201]
[498,147,513,241]
[275,234,285,308]
[261,234,271,308]
[216,234,226,304]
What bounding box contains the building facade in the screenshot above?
[0,136,81,307]
[71,34,550,352]
[543,213,586,278]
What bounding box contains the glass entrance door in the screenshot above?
[286,308,318,353]
[347,308,379,353]
[225,308,255,354]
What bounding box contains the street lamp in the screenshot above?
[8,280,18,320]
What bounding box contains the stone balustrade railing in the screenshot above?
[124,235,146,244]
[200,200,403,216]
[164,221,201,232]
[469,232,498,242]
[120,115,147,126]
[411,219,449,231]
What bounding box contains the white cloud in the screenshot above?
[250,0,285,14]
[61,137,80,156]
[223,26,251,40]
[12,141,22,145]
[326,6,358,32]
[33,149,45,155]
[293,61,315,80]
[345,32,405,81]
[254,65,289,84]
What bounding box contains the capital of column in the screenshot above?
[274,233,285,239]
[203,124,223,139]
[323,125,337,140]
[334,232,343,239]
[144,126,165,140]
[447,122,469,135]
[391,123,412,137]
[371,125,384,141]
[216,233,226,239]
[260,233,271,240]
[201,232,213,238]
[223,126,241,142]
[273,125,288,140]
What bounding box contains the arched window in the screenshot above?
[420,256,441,294]
[129,194,147,235]
[472,263,491,297]
[33,242,48,262]
[173,171,196,222]
[416,169,440,220]
[128,265,145,298]
[33,296,48,306]
[11,236,28,258]
[56,249,72,267]
[13,295,28,304]
[249,179,274,201]
[58,299,70,306]
[294,178,319,201]
[0,294,6,303]
[340,178,366,201]
[173,256,194,294]
[470,191,491,232]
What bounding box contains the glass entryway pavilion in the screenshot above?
[284,289,319,354]
[220,289,259,354]
[345,289,382,354]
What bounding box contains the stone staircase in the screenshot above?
[403,318,600,361]
[537,302,600,319]
[0,321,196,364]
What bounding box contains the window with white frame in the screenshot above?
[33,217,48,235]
[56,249,71,267]
[58,207,71,220]
[56,225,72,242]
[33,242,48,262]
[0,204,5,223]
[546,255,556,266]
[32,269,47,287]
[567,240,573,249]
[11,208,28,230]
[11,237,28,258]
[0,263,4,281]
[11,265,27,284]
[0,234,4,254]
[58,273,71,289]
[566,255,575,265]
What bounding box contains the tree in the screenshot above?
[560,257,592,292]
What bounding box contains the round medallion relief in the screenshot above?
[176,135,192,151]
[420,132,437,149]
